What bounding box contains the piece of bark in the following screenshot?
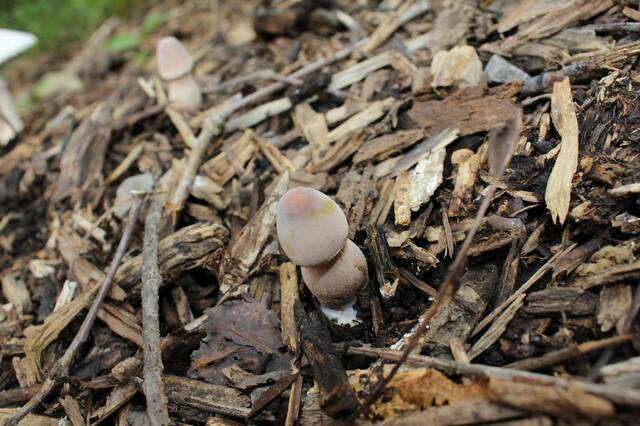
[114,223,228,291]
[294,302,357,418]
[52,103,111,203]
[0,409,58,426]
[164,375,251,420]
[59,395,84,426]
[545,77,579,224]
[598,284,632,334]
[523,288,597,316]
[571,260,640,290]
[407,87,519,137]
[421,265,498,358]
[497,0,613,53]
[353,129,425,165]
[219,171,289,293]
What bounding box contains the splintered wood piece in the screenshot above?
[279,262,300,352]
[468,293,526,361]
[254,133,294,174]
[307,131,366,173]
[571,260,640,290]
[326,97,395,144]
[114,223,228,291]
[91,382,138,424]
[59,396,84,426]
[598,284,632,333]
[294,303,357,418]
[0,409,58,426]
[293,103,329,165]
[164,375,251,420]
[366,224,399,300]
[449,148,481,217]
[1,274,31,315]
[407,87,519,137]
[219,171,289,293]
[353,129,425,165]
[422,265,498,357]
[361,1,430,54]
[523,288,597,316]
[52,103,112,203]
[545,77,579,224]
[498,0,613,52]
[97,302,143,346]
[24,282,100,380]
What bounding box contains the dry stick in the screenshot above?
[345,346,640,406]
[141,195,170,426]
[3,196,144,426]
[505,334,632,372]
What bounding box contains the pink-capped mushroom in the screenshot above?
[276,187,348,267]
[156,36,202,112]
[276,187,368,325]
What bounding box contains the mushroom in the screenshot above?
[301,239,367,324]
[276,187,368,325]
[276,187,348,267]
[156,36,202,112]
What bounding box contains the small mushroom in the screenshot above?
[301,239,368,325]
[276,187,348,267]
[156,36,202,112]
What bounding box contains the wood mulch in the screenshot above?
[2,0,640,424]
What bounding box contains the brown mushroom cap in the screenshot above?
[156,37,194,80]
[276,187,348,266]
[301,239,367,309]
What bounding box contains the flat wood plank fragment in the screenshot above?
[407,89,519,137]
[545,77,579,224]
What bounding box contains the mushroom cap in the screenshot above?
[276,187,348,266]
[168,75,202,112]
[156,37,194,80]
[301,239,367,309]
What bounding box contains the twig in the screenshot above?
[345,345,640,406]
[3,196,143,426]
[141,195,170,426]
[505,334,631,372]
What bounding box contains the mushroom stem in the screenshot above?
[167,75,202,112]
[320,300,360,326]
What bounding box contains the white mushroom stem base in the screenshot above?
[319,299,360,326]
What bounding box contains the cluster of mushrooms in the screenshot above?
[276,187,368,325]
[155,36,368,324]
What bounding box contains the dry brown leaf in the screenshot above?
[350,367,487,419]
[545,77,579,224]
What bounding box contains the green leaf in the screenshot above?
[141,11,168,35]
[107,32,140,52]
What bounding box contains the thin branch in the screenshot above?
[3,196,144,426]
[142,195,171,425]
